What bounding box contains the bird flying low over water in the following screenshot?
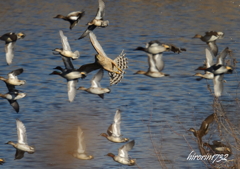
[50,30,87,102]
[135,40,170,54]
[53,30,80,60]
[100,109,129,143]
[73,126,93,160]
[189,113,215,145]
[77,31,128,85]
[78,68,110,99]
[6,119,35,160]
[135,40,186,54]
[0,68,26,113]
[78,0,109,39]
[0,68,26,86]
[205,47,233,75]
[193,31,224,56]
[194,47,233,97]
[134,53,170,78]
[134,40,185,77]
[50,66,85,103]
[50,53,85,102]
[194,48,214,81]
[54,11,85,30]
[106,140,136,166]
[0,32,25,65]
[0,86,26,113]
[89,31,127,82]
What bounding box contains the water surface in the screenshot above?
[0,0,239,168]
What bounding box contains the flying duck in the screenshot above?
[0,32,25,65]
[54,11,85,30]
[6,119,35,159]
[100,109,129,143]
[78,0,109,39]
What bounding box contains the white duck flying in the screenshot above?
[53,30,80,60]
[0,32,25,65]
[100,109,129,143]
[6,119,35,159]
[78,68,110,99]
[0,68,26,86]
[106,140,135,166]
[50,52,85,102]
[78,0,109,39]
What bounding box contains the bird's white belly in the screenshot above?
[17,144,35,153]
[88,87,109,94]
[65,72,81,79]
[115,156,130,165]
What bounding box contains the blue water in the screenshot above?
[0,0,239,168]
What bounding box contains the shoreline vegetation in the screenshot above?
[147,80,240,168]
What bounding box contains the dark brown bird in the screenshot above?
[189,113,215,143]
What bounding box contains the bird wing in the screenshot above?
[112,109,121,137]
[118,140,135,158]
[118,146,129,159]
[205,31,219,41]
[15,149,25,160]
[67,80,77,102]
[16,119,27,144]
[8,68,23,79]
[153,53,164,71]
[78,62,101,75]
[89,31,109,58]
[147,54,159,72]
[198,114,214,138]
[207,41,218,57]
[204,113,214,124]
[11,68,24,76]
[61,56,74,70]
[5,42,14,65]
[68,11,84,20]
[166,43,186,54]
[8,100,19,113]
[213,74,224,97]
[95,0,105,19]
[98,94,104,99]
[78,25,97,40]
[146,40,162,48]
[59,30,71,51]
[216,47,229,65]
[107,124,113,136]
[205,48,214,68]
[77,126,86,154]
[123,140,135,151]
[91,68,103,88]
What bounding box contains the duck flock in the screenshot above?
[0,0,236,167]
